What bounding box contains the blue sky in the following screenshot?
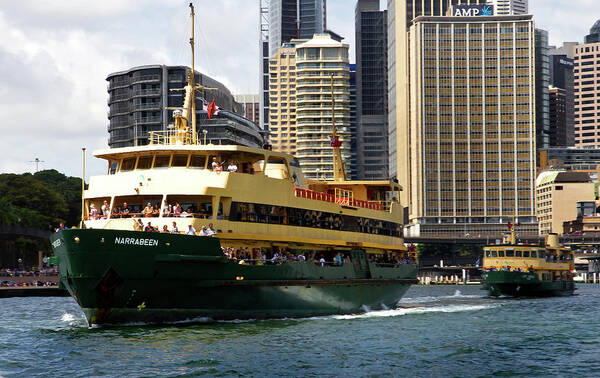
[0,0,595,177]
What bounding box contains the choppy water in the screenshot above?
[1,284,600,377]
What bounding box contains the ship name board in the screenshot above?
[115,237,159,246]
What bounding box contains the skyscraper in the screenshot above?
[387,0,487,208]
[535,29,550,152]
[260,0,327,132]
[295,34,351,180]
[486,0,528,15]
[574,38,600,148]
[548,50,574,147]
[355,0,389,180]
[268,42,300,154]
[403,13,538,237]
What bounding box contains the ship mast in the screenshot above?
[331,74,346,181]
[189,2,196,144]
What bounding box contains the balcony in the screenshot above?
[133,102,162,111]
[131,74,160,84]
[134,116,162,124]
[132,88,161,97]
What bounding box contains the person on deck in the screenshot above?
[143,202,154,217]
[171,221,179,234]
[198,226,209,236]
[173,203,182,217]
[121,202,130,218]
[227,161,238,172]
[186,224,196,235]
[144,222,154,232]
[101,200,110,219]
[206,223,216,236]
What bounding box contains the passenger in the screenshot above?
[298,252,306,261]
[101,200,110,219]
[89,204,99,220]
[122,202,130,218]
[319,254,326,267]
[211,157,223,172]
[227,161,238,172]
[344,254,351,264]
[134,218,144,231]
[144,222,154,232]
[174,203,182,217]
[56,223,67,231]
[163,201,172,217]
[334,252,342,266]
[143,202,154,217]
[206,223,217,236]
[161,225,169,233]
[198,226,209,236]
[171,221,179,234]
[186,224,197,235]
[152,204,160,217]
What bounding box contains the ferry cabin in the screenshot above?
[82,142,411,259]
[483,243,574,282]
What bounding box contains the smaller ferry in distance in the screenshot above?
[481,223,575,297]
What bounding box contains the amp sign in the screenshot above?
[453,5,494,17]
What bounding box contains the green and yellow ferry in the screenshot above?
[481,227,575,297]
[49,4,416,326]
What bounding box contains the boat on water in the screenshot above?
[49,4,417,326]
[481,224,575,297]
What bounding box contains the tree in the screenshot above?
[34,169,85,227]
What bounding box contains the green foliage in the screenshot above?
[0,170,84,230]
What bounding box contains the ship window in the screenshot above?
[120,158,136,172]
[172,154,189,167]
[491,251,498,257]
[498,251,505,257]
[523,251,529,258]
[505,249,514,257]
[137,156,153,170]
[485,250,491,257]
[154,155,170,168]
[109,161,119,175]
[515,251,522,257]
[538,251,545,259]
[530,251,537,258]
[189,155,206,169]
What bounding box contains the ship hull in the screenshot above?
[482,271,575,298]
[50,229,417,325]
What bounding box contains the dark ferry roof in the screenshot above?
[93,144,291,161]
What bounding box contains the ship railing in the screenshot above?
[293,188,389,211]
[148,129,200,146]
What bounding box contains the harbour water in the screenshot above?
[1,285,599,377]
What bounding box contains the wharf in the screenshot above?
[0,286,68,298]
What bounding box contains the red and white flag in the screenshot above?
[207,100,220,119]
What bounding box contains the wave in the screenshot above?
[399,290,483,304]
[332,303,500,320]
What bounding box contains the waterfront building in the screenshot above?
[403,14,538,237]
[535,29,550,152]
[355,0,388,180]
[260,0,327,131]
[564,201,600,235]
[485,0,527,15]
[574,24,600,148]
[538,147,600,180]
[234,94,261,124]
[536,171,594,235]
[268,42,300,154]
[295,34,351,180]
[107,65,265,148]
[548,52,574,147]
[387,0,488,208]
[349,63,358,179]
[549,86,570,147]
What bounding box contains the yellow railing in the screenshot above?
[148,129,200,146]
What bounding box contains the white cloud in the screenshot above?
[0,0,594,178]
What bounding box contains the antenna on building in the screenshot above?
[29,158,45,172]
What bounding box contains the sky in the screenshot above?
[0,0,596,178]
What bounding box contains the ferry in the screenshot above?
[481,225,575,297]
[49,4,417,325]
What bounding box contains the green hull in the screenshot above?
[50,229,417,325]
[482,271,575,297]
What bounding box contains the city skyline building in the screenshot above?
[355,0,389,180]
[403,14,538,237]
[260,0,327,132]
[549,46,575,147]
[387,0,488,208]
[574,38,600,148]
[585,20,600,44]
[295,34,351,180]
[486,0,528,15]
[107,65,265,149]
[549,86,570,147]
[268,42,300,154]
[535,29,550,152]
[234,94,261,124]
[349,63,358,179]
